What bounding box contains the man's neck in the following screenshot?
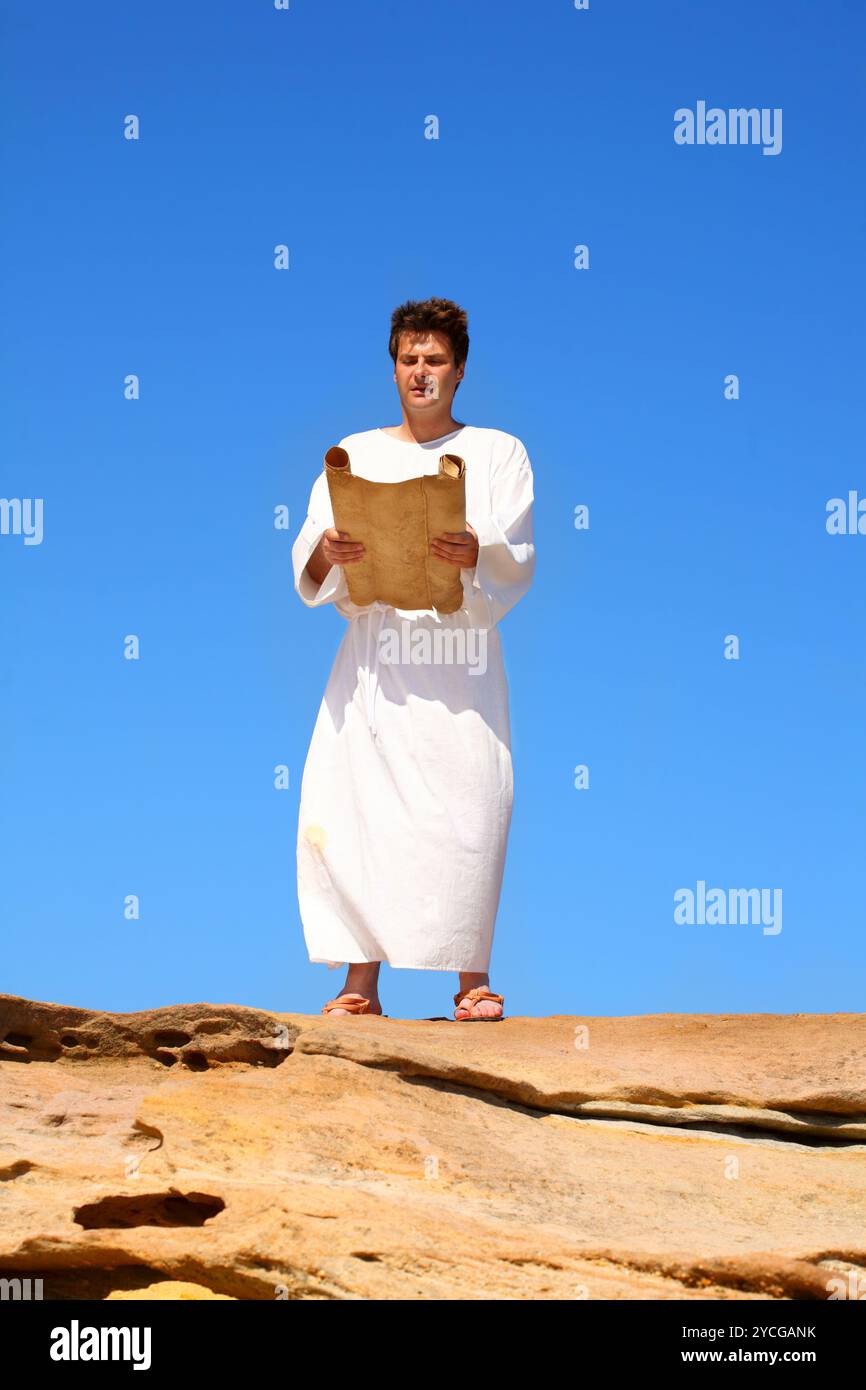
[387,412,463,445]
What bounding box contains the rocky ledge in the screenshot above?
[1,994,865,1301]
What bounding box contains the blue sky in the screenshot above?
[2,0,864,1019]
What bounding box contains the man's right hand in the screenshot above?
[305,528,365,585]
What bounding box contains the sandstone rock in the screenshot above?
[1,994,864,1300]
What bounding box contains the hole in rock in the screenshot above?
[0,1160,34,1181]
[74,1191,225,1230]
[0,1265,200,1301]
[2,1033,32,1049]
[181,1050,209,1071]
[152,1030,192,1048]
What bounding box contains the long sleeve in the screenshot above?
[463,434,535,627]
[291,469,351,610]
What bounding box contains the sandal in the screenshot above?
[321,993,388,1018]
[453,986,505,1021]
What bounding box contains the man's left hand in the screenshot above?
[429,524,479,568]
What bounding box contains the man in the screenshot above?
[292,297,535,1020]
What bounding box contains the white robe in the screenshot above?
[291,424,535,971]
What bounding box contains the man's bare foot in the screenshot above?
[325,962,382,1017]
[454,972,503,1020]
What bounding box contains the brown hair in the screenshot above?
[388,297,469,375]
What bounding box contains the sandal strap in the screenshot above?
[453,987,504,1008]
[321,994,371,1015]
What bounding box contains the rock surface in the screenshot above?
[1,994,865,1300]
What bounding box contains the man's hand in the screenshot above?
[429,523,479,568]
[305,528,365,585]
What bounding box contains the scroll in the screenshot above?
[323,446,467,614]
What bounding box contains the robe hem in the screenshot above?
[308,955,492,972]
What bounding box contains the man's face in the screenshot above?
[393,332,464,411]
